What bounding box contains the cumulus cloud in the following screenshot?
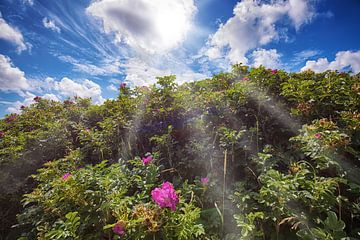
[6,77,105,113]
[0,13,28,53]
[203,0,316,64]
[54,77,105,104]
[0,54,29,91]
[42,17,61,33]
[6,91,36,113]
[42,93,60,102]
[86,0,196,53]
[287,0,315,30]
[251,49,282,69]
[301,50,360,73]
[6,92,60,114]
[121,58,207,86]
[177,71,209,85]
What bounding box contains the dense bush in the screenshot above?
[17,152,204,239]
[0,66,359,239]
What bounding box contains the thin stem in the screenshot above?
[222,149,228,234]
[337,183,342,220]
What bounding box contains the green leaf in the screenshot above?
[324,211,345,232]
[311,228,328,238]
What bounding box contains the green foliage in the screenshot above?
[297,211,347,240]
[44,212,81,240]
[17,153,204,239]
[1,67,360,239]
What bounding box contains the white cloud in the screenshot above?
[6,92,60,114]
[43,77,56,91]
[42,17,61,33]
[251,48,282,69]
[6,91,35,114]
[203,0,316,64]
[121,58,207,86]
[55,77,105,104]
[58,55,121,76]
[6,77,106,113]
[42,93,60,102]
[291,49,320,65]
[85,0,209,88]
[23,0,34,6]
[0,54,29,91]
[107,84,118,91]
[287,0,315,30]
[301,50,360,73]
[86,0,196,53]
[0,13,28,53]
[109,78,122,84]
[121,58,171,86]
[175,70,208,85]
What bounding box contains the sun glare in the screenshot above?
[155,6,191,50]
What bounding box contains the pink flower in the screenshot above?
[61,172,72,181]
[142,155,153,165]
[113,222,125,236]
[201,177,209,185]
[120,83,127,89]
[64,100,74,105]
[151,182,179,211]
[314,133,321,139]
[242,77,249,81]
[0,131,5,138]
[271,69,278,74]
[20,105,26,110]
[5,114,17,123]
[34,96,41,101]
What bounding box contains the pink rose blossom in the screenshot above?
[142,155,153,165]
[5,114,17,123]
[61,172,72,181]
[113,222,125,236]
[120,83,127,89]
[242,77,249,81]
[34,96,41,101]
[0,131,5,138]
[271,69,278,74]
[64,100,74,105]
[151,182,179,211]
[314,133,321,139]
[201,177,209,185]
[20,105,26,110]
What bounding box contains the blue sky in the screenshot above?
[0,0,359,116]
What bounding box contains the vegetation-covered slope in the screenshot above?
[1,65,360,239]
